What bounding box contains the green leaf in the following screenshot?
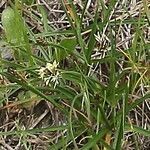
[125,124,150,137]
[56,38,77,61]
[56,86,77,100]
[0,125,68,136]
[86,6,99,63]
[1,7,16,43]
[38,5,49,32]
[61,70,82,84]
[81,128,109,150]
[113,116,124,150]
[1,6,35,65]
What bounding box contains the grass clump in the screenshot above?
[0,0,149,149]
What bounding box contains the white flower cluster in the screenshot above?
[38,60,61,88]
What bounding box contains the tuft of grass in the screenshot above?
[0,0,149,149]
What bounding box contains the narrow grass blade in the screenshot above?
[125,124,150,137]
[0,125,68,136]
[86,6,99,63]
[81,127,109,150]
